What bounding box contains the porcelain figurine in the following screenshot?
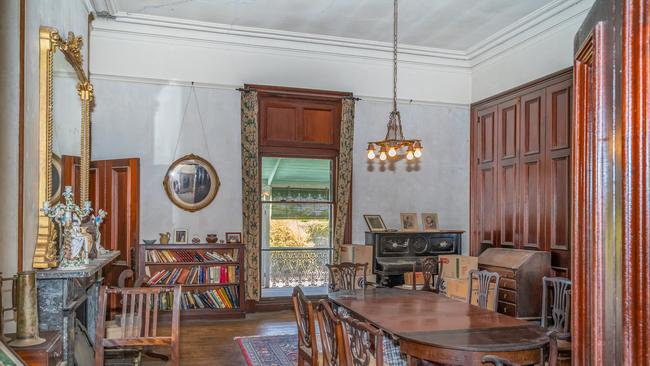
[159,232,171,244]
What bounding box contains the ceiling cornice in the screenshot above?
[89,0,592,69]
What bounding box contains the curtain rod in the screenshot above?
[236,87,361,101]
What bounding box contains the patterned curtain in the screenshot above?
[240,90,261,301]
[333,98,355,263]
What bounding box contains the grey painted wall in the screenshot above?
[91,78,470,253]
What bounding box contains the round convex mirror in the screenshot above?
[163,154,220,212]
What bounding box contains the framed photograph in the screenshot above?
[400,213,418,232]
[225,232,242,243]
[173,229,189,244]
[421,213,439,232]
[363,214,387,232]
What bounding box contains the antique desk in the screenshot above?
[36,251,120,365]
[328,288,549,365]
[365,230,463,286]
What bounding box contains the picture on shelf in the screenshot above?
[225,232,242,243]
[174,229,189,244]
[421,213,439,231]
[400,213,418,232]
[363,214,387,232]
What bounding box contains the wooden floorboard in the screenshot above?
[149,310,297,366]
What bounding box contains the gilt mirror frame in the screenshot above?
[163,154,220,212]
[33,26,93,269]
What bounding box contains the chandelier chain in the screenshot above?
[393,0,398,113]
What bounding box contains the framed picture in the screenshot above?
[421,213,439,232]
[400,213,418,232]
[225,232,242,243]
[363,214,387,232]
[0,339,26,366]
[173,229,188,244]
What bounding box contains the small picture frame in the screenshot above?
[363,214,387,232]
[173,229,188,244]
[400,213,418,232]
[225,232,242,243]
[421,213,439,232]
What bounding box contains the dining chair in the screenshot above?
[326,262,367,292]
[317,300,347,366]
[95,285,181,366]
[541,277,572,366]
[292,287,320,366]
[340,315,384,366]
[467,269,500,310]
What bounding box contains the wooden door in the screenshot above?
[475,106,498,251]
[518,90,545,251]
[544,80,572,275]
[497,98,519,248]
[572,0,649,363]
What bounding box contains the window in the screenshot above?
[260,157,333,297]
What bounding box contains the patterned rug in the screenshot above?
[236,334,298,366]
[236,334,407,366]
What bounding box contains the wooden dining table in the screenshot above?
[328,288,549,365]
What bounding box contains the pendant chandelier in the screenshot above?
[367,0,422,161]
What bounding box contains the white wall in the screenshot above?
[90,77,471,251]
[23,0,90,270]
[0,0,20,333]
[352,100,470,251]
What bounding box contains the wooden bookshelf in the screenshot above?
[138,243,246,320]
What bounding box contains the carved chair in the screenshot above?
[292,287,320,366]
[95,285,181,366]
[541,277,572,366]
[317,300,347,366]
[467,269,500,310]
[326,263,367,292]
[341,316,384,366]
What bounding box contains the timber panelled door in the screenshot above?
[470,70,573,276]
[572,0,649,364]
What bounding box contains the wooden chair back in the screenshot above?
[317,300,346,366]
[326,262,367,292]
[341,316,383,366]
[541,276,572,334]
[94,285,181,366]
[467,269,500,310]
[291,287,319,365]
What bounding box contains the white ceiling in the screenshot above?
[110,0,556,51]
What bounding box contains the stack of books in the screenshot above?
[158,287,239,310]
[146,265,238,285]
[145,250,236,263]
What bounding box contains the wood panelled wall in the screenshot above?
[470,69,572,275]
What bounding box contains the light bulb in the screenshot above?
[414,148,422,158]
[367,150,376,159]
[379,151,387,161]
[406,150,414,160]
[388,147,397,157]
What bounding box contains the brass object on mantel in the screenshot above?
[8,272,45,347]
[33,26,93,269]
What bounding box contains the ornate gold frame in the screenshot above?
[163,154,220,212]
[33,27,93,269]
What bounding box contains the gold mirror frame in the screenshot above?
[33,27,93,269]
[163,154,220,212]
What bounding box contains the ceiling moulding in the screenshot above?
[467,0,593,66]
[90,13,470,69]
[87,0,592,69]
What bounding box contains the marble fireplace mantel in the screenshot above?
[37,251,119,364]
